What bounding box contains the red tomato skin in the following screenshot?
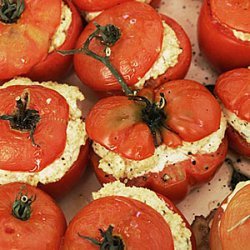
[63,196,174,250]
[74,1,163,92]
[226,126,250,157]
[146,14,192,89]
[72,0,161,12]
[39,141,90,199]
[90,138,228,202]
[210,183,250,250]
[198,0,250,72]
[0,183,66,250]
[27,0,83,82]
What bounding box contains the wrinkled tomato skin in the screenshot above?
[90,138,228,202]
[72,0,161,12]
[27,0,83,82]
[146,14,192,89]
[63,196,174,250]
[226,126,250,158]
[39,141,90,199]
[210,183,250,250]
[0,183,66,250]
[198,0,250,72]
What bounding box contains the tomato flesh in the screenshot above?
[0,183,66,250]
[63,196,174,250]
[210,0,250,32]
[0,0,61,80]
[0,85,69,172]
[74,1,163,91]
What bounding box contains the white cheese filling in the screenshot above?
[93,181,192,250]
[232,29,250,42]
[85,0,152,22]
[49,1,72,53]
[0,78,87,186]
[134,21,182,89]
[222,106,250,143]
[93,114,227,180]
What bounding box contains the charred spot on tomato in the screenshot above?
[161,174,170,182]
[0,0,25,24]
[78,225,125,250]
[12,185,36,221]
[0,91,40,146]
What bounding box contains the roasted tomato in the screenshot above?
[198,0,250,72]
[210,181,250,250]
[63,182,195,249]
[72,0,161,16]
[86,79,228,201]
[73,1,191,92]
[215,68,250,157]
[0,78,89,198]
[0,0,82,82]
[0,182,66,250]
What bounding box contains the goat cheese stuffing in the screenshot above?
[232,29,250,42]
[93,181,192,250]
[134,21,182,89]
[49,1,72,52]
[93,114,227,180]
[222,106,250,143]
[0,78,87,186]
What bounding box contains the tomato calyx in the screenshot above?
[78,225,125,250]
[0,92,40,146]
[12,186,36,221]
[0,0,25,24]
[130,93,169,146]
[58,22,133,95]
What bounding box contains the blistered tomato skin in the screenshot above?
[27,0,83,82]
[210,182,250,250]
[215,68,250,157]
[198,0,250,72]
[63,196,174,250]
[0,183,66,250]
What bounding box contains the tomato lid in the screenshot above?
[74,1,163,91]
[0,85,69,172]
[210,0,250,33]
[0,0,61,80]
[215,68,250,122]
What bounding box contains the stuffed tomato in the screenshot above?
[63,181,196,250]
[86,79,228,201]
[210,181,250,250]
[198,0,250,72]
[73,1,191,93]
[0,78,89,198]
[72,0,161,21]
[0,183,66,250]
[0,0,82,82]
[215,68,250,157]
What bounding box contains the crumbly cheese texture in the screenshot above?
[134,21,183,89]
[93,181,192,250]
[221,180,250,211]
[0,78,87,186]
[49,1,72,52]
[222,106,250,143]
[232,29,250,42]
[93,114,227,180]
[85,0,152,21]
